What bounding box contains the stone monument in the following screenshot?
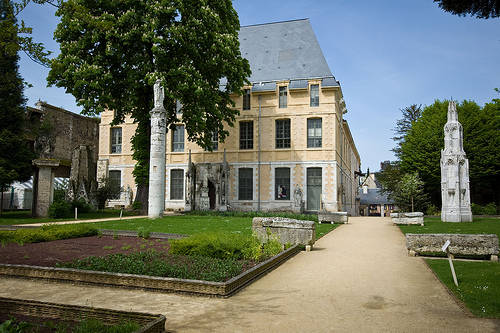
[440,101,472,222]
[148,80,167,218]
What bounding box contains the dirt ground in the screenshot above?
[0,236,170,267]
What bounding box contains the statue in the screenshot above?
[294,185,303,208]
[153,80,164,109]
[440,101,472,222]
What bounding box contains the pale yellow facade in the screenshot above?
[98,81,361,214]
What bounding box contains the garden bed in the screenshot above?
[0,234,301,297]
[0,297,165,332]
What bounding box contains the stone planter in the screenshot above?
[391,212,424,226]
[318,211,348,224]
[252,217,315,247]
[405,233,499,261]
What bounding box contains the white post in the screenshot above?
[75,207,78,220]
[148,80,167,218]
[120,208,123,220]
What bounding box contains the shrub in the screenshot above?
[137,227,150,239]
[262,235,283,258]
[48,201,72,218]
[0,224,98,245]
[132,201,142,211]
[71,199,93,214]
[483,203,497,215]
[425,204,440,216]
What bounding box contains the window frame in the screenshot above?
[238,168,253,200]
[279,86,287,108]
[170,169,184,200]
[110,127,122,154]
[310,84,319,107]
[243,89,251,110]
[239,121,253,150]
[275,119,291,149]
[307,118,322,148]
[172,125,185,152]
[275,167,290,200]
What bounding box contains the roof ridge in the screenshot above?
[241,18,309,28]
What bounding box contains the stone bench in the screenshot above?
[252,217,315,250]
[406,233,499,261]
[391,212,424,226]
[318,211,348,224]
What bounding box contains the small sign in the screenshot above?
[442,240,451,252]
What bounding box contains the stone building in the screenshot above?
[98,19,361,215]
[28,102,99,216]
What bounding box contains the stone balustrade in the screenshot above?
[406,233,499,261]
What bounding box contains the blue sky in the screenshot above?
[17,0,500,172]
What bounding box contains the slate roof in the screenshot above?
[359,188,393,205]
[238,19,337,84]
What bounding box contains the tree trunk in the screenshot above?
[134,183,149,215]
[411,196,414,212]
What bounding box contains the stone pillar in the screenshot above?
[33,159,59,217]
[440,101,472,222]
[380,204,385,217]
[148,81,167,218]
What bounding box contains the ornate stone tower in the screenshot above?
[440,101,472,222]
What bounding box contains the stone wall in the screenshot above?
[252,217,316,247]
[391,212,424,226]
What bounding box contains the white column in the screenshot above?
[148,81,167,218]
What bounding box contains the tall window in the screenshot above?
[279,86,287,108]
[243,89,251,110]
[111,128,122,153]
[239,121,253,149]
[276,119,291,149]
[172,125,185,152]
[108,170,121,199]
[238,168,253,200]
[275,168,290,200]
[310,84,319,107]
[307,118,322,148]
[170,169,184,200]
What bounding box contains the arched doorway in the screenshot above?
[208,180,216,210]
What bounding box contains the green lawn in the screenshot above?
[0,209,139,226]
[398,217,500,239]
[82,215,338,240]
[426,259,500,318]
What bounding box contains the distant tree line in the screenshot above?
[378,93,500,213]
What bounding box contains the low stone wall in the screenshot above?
[0,297,165,333]
[318,212,348,224]
[406,233,499,261]
[252,217,315,247]
[391,212,424,226]
[0,245,301,297]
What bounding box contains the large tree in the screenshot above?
[47,0,251,212]
[399,99,500,207]
[391,104,422,158]
[433,0,500,19]
[0,0,35,213]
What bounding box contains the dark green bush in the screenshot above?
[48,200,72,218]
[57,250,243,282]
[0,224,98,245]
[131,201,142,211]
[471,203,498,215]
[71,199,93,214]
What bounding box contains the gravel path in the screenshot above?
[1,216,498,332]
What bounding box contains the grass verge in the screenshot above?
[0,209,140,226]
[398,217,500,239]
[426,259,500,318]
[0,224,98,245]
[86,215,338,240]
[56,250,246,282]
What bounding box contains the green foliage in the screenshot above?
[0,318,32,333]
[170,232,266,260]
[131,201,142,211]
[394,172,429,212]
[71,199,93,214]
[433,0,500,19]
[73,319,140,333]
[262,234,283,259]
[57,250,243,282]
[93,178,122,210]
[391,104,422,158]
[47,0,251,205]
[399,99,500,207]
[0,224,98,245]
[425,204,439,216]
[48,200,72,218]
[0,0,34,194]
[426,259,500,318]
[137,227,151,239]
[0,317,140,333]
[471,203,498,215]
